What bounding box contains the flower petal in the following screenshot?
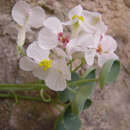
[98,53,118,67]
[26,41,50,62]
[66,38,77,59]
[45,68,66,91]
[85,49,96,66]
[43,17,63,34]
[28,6,46,28]
[19,56,37,71]
[32,67,48,80]
[53,58,71,80]
[77,33,99,49]
[100,35,117,53]
[38,28,58,49]
[68,5,83,20]
[53,47,67,58]
[12,1,30,26]
[81,10,107,34]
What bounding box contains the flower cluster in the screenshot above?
[12,1,118,91]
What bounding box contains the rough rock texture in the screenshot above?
[0,0,130,130]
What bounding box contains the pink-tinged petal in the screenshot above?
[26,41,50,62]
[85,49,96,66]
[19,56,37,71]
[43,17,63,34]
[98,53,119,67]
[28,6,46,28]
[38,28,58,49]
[45,68,66,91]
[68,5,83,20]
[12,1,30,26]
[100,35,117,53]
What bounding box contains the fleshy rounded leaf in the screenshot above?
[72,68,96,115]
[99,59,120,89]
[64,107,81,130]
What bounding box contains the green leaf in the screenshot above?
[82,67,96,79]
[64,107,81,130]
[99,59,120,89]
[58,89,70,103]
[54,107,81,130]
[72,68,96,115]
[54,114,66,130]
[71,72,80,81]
[83,99,92,110]
[58,72,80,103]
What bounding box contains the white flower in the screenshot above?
[67,33,118,67]
[12,1,46,47]
[66,33,100,59]
[38,17,69,50]
[19,42,71,91]
[64,5,107,35]
[85,35,118,66]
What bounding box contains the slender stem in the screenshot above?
[40,88,51,102]
[72,58,85,72]
[67,86,77,94]
[11,91,18,104]
[0,93,43,102]
[0,84,47,91]
[67,59,75,65]
[0,78,98,92]
[72,63,82,72]
[68,79,98,87]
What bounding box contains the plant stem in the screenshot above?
[67,59,75,65]
[68,79,98,87]
[67,86,77,94]
[72,63,83,72]
[72,58,85,72]
[0,79,98,92]
[0,84,47,91]
[0,93,43,102]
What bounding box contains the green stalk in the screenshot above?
[0,93,43,102]
[67,86,77,94]
[0,78,98,92]
[68,79,98,87]
[72,58,85,72]
[72,63,83,72]
[0,84,47,91]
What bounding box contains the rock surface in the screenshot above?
[0,0,130,130]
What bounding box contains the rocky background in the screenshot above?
[0,0,130,130]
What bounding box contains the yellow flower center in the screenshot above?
[72,14,84,22]
[39,59,52,71]
[91,16,100,25]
